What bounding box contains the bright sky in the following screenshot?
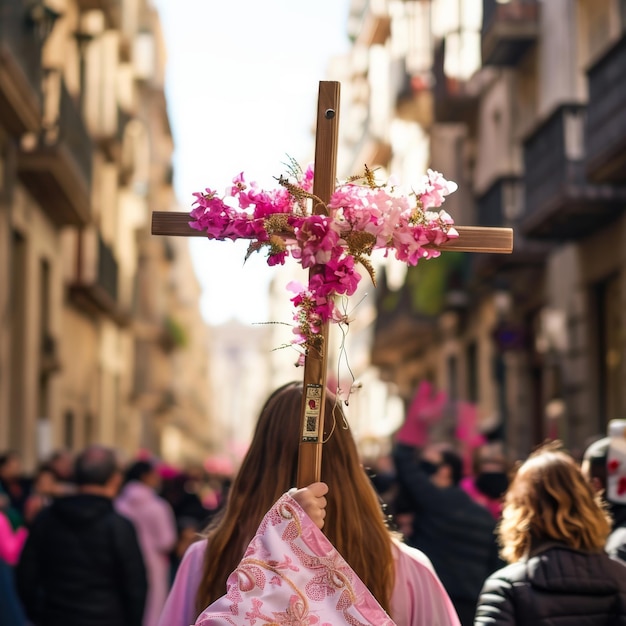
[152,0,352,325]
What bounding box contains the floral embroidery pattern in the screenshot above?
[194,494,395,626]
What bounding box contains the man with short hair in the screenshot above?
[16,445,147,626]
[582,436,626,564]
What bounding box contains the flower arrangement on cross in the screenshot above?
[189,161,458,363]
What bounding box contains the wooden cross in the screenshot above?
[151,81,513,488]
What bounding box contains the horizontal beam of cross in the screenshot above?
[151,211,514,254]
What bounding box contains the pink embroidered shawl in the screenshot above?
[194,493,395,625]
[158,495,460,626]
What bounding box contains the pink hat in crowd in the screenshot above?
[204,455,235,477]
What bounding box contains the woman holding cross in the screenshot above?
[158,381,461,626]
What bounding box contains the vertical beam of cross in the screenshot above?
[296,82,340,488]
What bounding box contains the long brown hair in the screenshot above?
[195,382,395,616]
[498,441,612,563]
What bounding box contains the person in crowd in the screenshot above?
[0,452,28,528]
[582,435,626,564]
[0,493,28,567]
[16,445,147,626]
[158,381,461,626]
[45,449,76,495]
[116,459,177,626]
[169,516,202,583]
[0,492,28,626]
[23,464,59,525]
[393,421,501,626]
[460,441,509,520]
[161,471,214,529]
[474,442,626,624]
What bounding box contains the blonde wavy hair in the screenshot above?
[498,441,612,563]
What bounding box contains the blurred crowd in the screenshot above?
[0,447,231,626]
[1,384,625,625]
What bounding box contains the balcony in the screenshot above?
[433,40,478,125]
[371,254,469,375]
[482,0,539,67]
[69,231,127,324]
[17,70,93,227]
[521,104,626,239]
[348,0,391,47]
[75,0,120,28]
[0,0,43,135]
[371,292,437,377]
[586,33,626,183]
[473,177,550,277]
[96,105,132,161]
[392,59,433,127]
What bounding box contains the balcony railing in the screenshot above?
[69,232,126,324]
[474,177,550,276]
[17,70,93,227]
[0,0,43,135]
[522,104,626,239]
[477,177,524,228]
[95,104,133,161]
[482,0,539,66]
[392,59,433,127]
[433,40,478,125]
[371,254,471,373]
[586,32,626,183]
[371,283,437,374]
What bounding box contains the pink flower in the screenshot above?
[418,169,458,210]
[300,164,315,192]
[294,215,341,268]
[190,165,458,355]
[250,186,293,219]
[321,256,360,297]
[267,250,288,266]
[226,172,249,202]
[286,280,307,296]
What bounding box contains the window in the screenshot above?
[596,274,624,428]
[64,411,75,450]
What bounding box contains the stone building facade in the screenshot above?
[0,0,212,469]
[339,0,625,459]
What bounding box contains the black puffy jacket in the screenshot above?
[393,443,502,605]
[16,493,147,626]
[474,543,626,625]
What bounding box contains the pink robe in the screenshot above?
[116,481,177,626]
[0,512,28,566]
[158,494,460,626]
